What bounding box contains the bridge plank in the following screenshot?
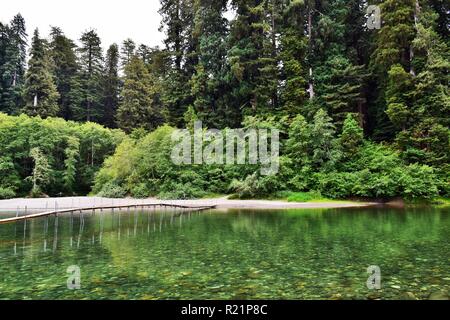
[0,203,215,225]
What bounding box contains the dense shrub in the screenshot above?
[310,144,440,200]
[0,113,124,197]
[94,125,265,199]
[130,183,151,199]
[97,182,127,198]
[93,111,446,201]
[286,191,324,202]
[0,187,16,200]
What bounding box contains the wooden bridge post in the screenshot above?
[53,215,59,252]
[43,216,48,252]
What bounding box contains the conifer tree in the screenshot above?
[103,44,120,128]
[228,0,278,117]
[394,3,450,167]
[49,27,79,120]
[306,0,369,127]
[23,29,59,117]
[116,56,164,132]
[121,38,136,68]
[137,44,152,64]
[371,0,416,75]
[159,0,195,126]
[189,0,231,127]
[0,14,27,114]
[369,0,416,140]
[74,30,104,122]
[280,0,308,116]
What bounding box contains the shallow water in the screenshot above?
[0,207,449,300]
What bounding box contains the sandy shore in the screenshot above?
[0,196,374,213]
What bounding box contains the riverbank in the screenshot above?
[0,196,375,213]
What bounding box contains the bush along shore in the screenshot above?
[93,114,448,202]
[0,113,448,204]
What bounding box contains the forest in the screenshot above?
[0,0,448,201]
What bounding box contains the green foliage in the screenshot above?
[116,56,164,132]
[97,182,127,198]
[158,182,206,200]
[1,2,448,201]
[0,14,27,115]
[286,191,325,203]
[28,147,51,197]
[229,172,283,199]
[0,187,16,200]
[385,64,414,129]
[63,136,80,193]
[72,30,104,122]
[313,143,440,200]
[339,113,364,156]
[371,0,416,74]
[49,27,78,120]
[0,113,124,197]
[286,109,341,170]
[23,29,60,117]
[280,9,308,115]
[130,183,151,199]
[103,43,120,127]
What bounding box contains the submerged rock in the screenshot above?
[401,292,418,300]
[367,292,382,300]
[428,290,449,300]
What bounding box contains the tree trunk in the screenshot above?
[307,8,314,100]
[410,0,421,76]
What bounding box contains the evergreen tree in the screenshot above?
[394,3,450,167]
[116,56,164,132]
[159,0,195,126]
[385,64,414,130]
[279,0,308,116]
[321,56,369,127]
[121,38,136,68]
[103,43,120,127]
[189,0,231,127]
[309,0,369,127]
[74,30,104,122]
[371,0,416,75]
[23,29,59,117]
[159,0,185,71]
[339,113,364,157]
[227,0,279,118]
[369,0,416,140]
[137,44,152,64]
[0,14,27,114]
[49,27,79,120]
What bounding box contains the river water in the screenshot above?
[0,207,449,299]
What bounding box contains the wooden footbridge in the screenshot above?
[0,202,216,225]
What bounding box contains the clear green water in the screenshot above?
[0,207,449,300]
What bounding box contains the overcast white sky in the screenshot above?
[0,0,165,50]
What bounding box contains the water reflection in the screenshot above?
[5,207,206,254]
[0,207,448,300]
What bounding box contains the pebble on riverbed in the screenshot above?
[428,290,449,300]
